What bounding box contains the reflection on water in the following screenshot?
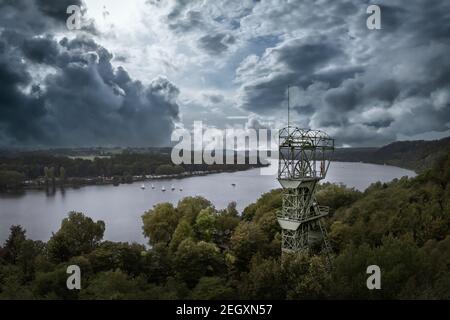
[0,162,415,244]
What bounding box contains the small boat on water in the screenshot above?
[171,185,175,191]
[179,187,183,191]
[231,183,236,187]
[151,184,155,189]
[141,184,145,189]
[161,186,166,192]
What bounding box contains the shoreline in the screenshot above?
[0,161,416,194]
[15,165,267,193]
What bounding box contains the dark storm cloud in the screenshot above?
[235,0,450,146]
[22,37,60,65]
[165,0,204,33]
[35,0,84,21]
[166,0,191,20]
[238,37,345,113]
[324,80,362,113]
[0,39,48,144]
[198,33,236,55]
[0,0,180,147]
[293,104,315,116]
[39,37,179,147]
[364,118,394,128]
[276,38,343,76]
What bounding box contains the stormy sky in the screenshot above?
[0,0,449,147]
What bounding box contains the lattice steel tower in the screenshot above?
[277,126,334,262]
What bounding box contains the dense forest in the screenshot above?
[0,150,449,299]
[334,136,450,172]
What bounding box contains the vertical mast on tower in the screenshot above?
[277,89,335,266]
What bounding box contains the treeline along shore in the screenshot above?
[0,149,268,192]
[1,135,449,192]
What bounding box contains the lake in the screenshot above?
[0,162,415,244]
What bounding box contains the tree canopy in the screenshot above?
[0,152,449,299]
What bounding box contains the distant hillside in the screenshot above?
[333,136,450,172]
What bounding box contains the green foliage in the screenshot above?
[155,164,185,175]
[242,190,282,245]
[87,241,145,276]
[16,239,45,281]
[418,236,450,299]
[214,206,240,247]
[225,202,239,217]
[281,254,331,299]
[0,265,34,299]
[142,203,180,246]
[176,196,213,224]
[141,243,174,284]
[169,220,194,252]
[0,170,24,191]
[331,235,427,299]
[238,256,284,299]
[47,212,105,263]
[242,203,257,221]
[317,183,362,214]
[3,225,27,264]
[194,208,216,242]
[230,222,268,272]
[244,189,282,223]
[330,173,449,250]
[146,277,190,299]
[191,277,234,300]
[80,270,141,300]
[59,166,66,181]
[33,265,78,299]
[174,239,226,288]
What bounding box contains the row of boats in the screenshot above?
[141,183,236,191]
[141,183,182,191]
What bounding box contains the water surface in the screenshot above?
[0,162,415,244]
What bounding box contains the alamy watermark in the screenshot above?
[366,265,381,290]
[66,265,81,290]
[66,5,83,30]
[65,4,382,31]
[170,121,277,175]
[366,5,382,30]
